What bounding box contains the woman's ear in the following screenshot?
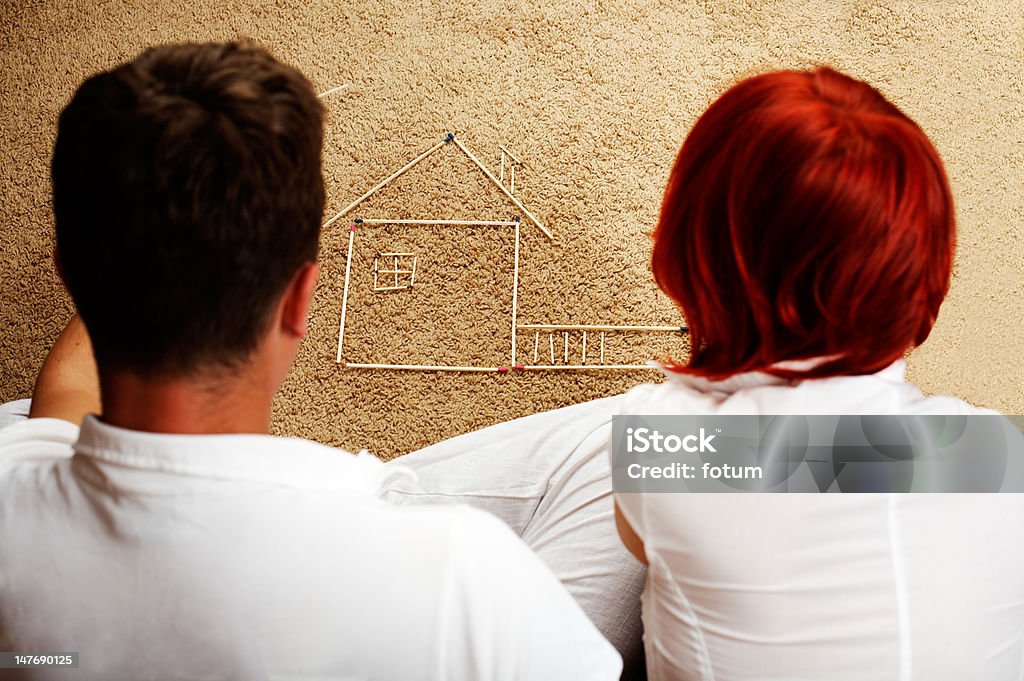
[281,262,320,339]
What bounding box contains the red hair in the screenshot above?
[652,67,955,379]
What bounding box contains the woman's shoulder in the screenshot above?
[620,360,998,417]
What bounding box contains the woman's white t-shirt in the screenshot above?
[615,360,1024,681]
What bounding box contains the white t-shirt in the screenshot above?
[615,360,1024,681]
[0,415,621,681]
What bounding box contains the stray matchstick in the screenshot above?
[317,83,350,99]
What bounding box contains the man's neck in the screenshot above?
[98,369,274,435]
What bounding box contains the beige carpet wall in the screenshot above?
[1,1,1021,458]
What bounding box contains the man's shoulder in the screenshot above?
[0,416,79,470]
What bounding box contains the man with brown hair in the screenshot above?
[0,42,620,680]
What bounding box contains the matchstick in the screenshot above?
[510,164,516,194]
[520,365,656,371]
[336,225,356,363]
[517,323,682,332]
[533,331,539,364]
[498,145,523,165]
[600,332,606,364]
[582,330,587,365]
[317,83,350,99]
[564,331,569,364]
[410,256,417,287]
[344,362,656,372]
[356,219,519,226]
[549,333,554,363]
[500,153,505,184]
[511,220,520,366]
[346,363,505,373]
[451,136,554,240]
[323,137,449,229]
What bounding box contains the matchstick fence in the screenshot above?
[517,324,684,370]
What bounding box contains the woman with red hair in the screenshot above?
[614,67,1024,680]
[652,66,953,380]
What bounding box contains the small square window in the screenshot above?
[373,253,418,292]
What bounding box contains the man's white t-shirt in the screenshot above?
[615,360,1024,681]
[0,414,621,680]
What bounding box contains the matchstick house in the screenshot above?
[327,132,684,374]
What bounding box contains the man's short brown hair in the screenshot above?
[52,41,325,376]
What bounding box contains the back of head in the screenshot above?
[652,67,955,379]
[52,42,324,377]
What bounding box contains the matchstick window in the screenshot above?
[373,253,418,292]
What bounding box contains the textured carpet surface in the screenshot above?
[1,1,1021,458]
